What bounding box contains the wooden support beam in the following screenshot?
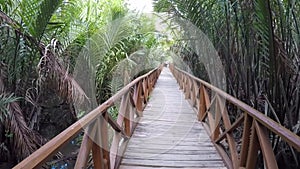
[198,85,206,121]
[216,95,239,169]
[101,113,110,169]
[215,114,244,143]
[255,121,278,169]
[92,137,104,169]
[239,113,253,167]
[245,122,259,169]
[75,133,93,168]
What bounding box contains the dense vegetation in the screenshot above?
[154,0,300,168]
[0,0,299,168]
[0,0,161,167]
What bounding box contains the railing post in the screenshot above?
[245,121,259,169]
[124,107,131,136]
[184,77,191,99]
[111,93,129,169]
[239,113,253,167]
[254,121,278,169]
[191,80,198,108]
[212,94,221,141]
[101,112,110,169]
[147,77,151,95]
[90,114,110,169]
[92,132,104,169]
[133,82,143,113]
[198,85,206,121]
[75,121,99,169]
[179,73,184,89]
[75,132,93,168]
[216,95,238,169]
[143,78,149,103]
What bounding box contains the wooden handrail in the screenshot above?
[169,64,300,169]
[13,65,163,169]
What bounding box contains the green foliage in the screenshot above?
[90,15,158,103]
[108,106,118,120]
[0,0,135,163]
[155,0,300,167]
[18,0,63,39]
[153,0,172,12]
[0,0,161,164]
[254,0,275,78]
[0,94,20,122]
[76,110,86,119]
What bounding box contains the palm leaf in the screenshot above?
[0,62,44,162]
[254,0,276,79]
[37,40,88,105]
[19,0,63,39]
[73,15,138,106]
[0,94,20,122]
[5,100,45,162]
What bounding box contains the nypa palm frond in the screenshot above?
[254,0,276,79]
[37,39,88,106]
[0,62,45,162]
[5,100,45,162]
[19,0,63,39]
[0,94,20,122]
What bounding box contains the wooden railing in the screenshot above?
[13,66,162,169]
[170,64,300,169]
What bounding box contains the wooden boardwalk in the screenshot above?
[14,65,300,169]
[120,68,226,169]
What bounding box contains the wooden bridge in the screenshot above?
[14,64,300,169]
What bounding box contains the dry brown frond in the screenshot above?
[5,101,45,162]
[0,62,45,162]
[0,62,8,93]
[37,39,88,108]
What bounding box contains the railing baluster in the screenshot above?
[101,112,110,169]
[254,121,278,169]
[198,85,206,121]
[216,95,238,169]
[75,134,93,168]
[240,113,253,167]
[212,94,221,141]
[203,91,215,136]
[109,131,121,169]
[142,78,148,103]
[137,82,144,112]
[89,118,104,169]
[111,93,129,169]
[191,80,198,108]
[75,121,98,168]
[185,77,191,99]
[179,73,184,89]
[92,133,104,169]
[129,99,135,135]
[246,121,259,169]
[124,109,131,136]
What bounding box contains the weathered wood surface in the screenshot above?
[120,68,226,169]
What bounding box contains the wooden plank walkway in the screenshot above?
[119,68,226,169]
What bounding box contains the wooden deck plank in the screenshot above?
[121,159,225,168]
[120,166,227,169]
[122,153,223,160]
[119,68,226,169]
